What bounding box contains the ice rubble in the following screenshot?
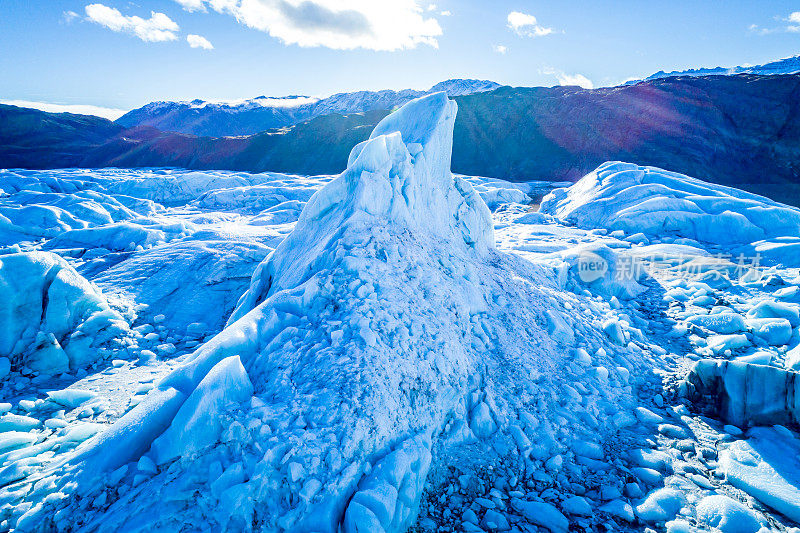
[0,251,130,374]
[3,93,652,532]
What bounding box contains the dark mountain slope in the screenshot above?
[79,110,386,175]
[2,75,800,204]
[451,74,800,187]
[0,105,123,168]
[115,79,500,137]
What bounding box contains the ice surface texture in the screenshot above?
[33,93,635,532]
[8,97,800,531]
[541,161,800,246]
[229,91,494,323]
[0,251,130,374]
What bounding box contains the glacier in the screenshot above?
[1,93,800,533]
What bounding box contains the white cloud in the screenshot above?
[85,4,179,42]
[507,11,554,37]
[541,67,593,89]
[557,73,593,89]
[426,3,436,11]
[748,23,776,35]
[184,0,443,51]
[439,10,451,16]
[174,0,208,12]
[1,100,126,120]
[187,34,214,49]
[493,44,507,54]
[788,11,800,32]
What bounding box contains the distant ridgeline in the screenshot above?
[1,74,799,203]
[115,79,502,137]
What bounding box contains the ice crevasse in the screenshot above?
[19,93,642,532]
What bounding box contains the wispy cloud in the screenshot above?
[424,3,450,16]
[507,11,554,38]
[750,11,800,34]
[0,100,126,120]
[61,10,80,24]
[493,44,507,54]
[85,4,179,42]
[173,0,443,51]
[173,0,207,12]
[187,34,214,49]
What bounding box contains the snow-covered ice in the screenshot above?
[541,161,800,249]
[2,93,800,532]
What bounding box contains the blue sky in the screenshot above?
[1,0,800,118]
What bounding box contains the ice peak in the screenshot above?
[347,91,456,183]
[370,91,454,147]
[228,92,494,322]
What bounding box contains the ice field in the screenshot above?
[2,94,800,532]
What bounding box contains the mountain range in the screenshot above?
[116,79,501,137]
[628,54,800,84]
[2,74,800,205]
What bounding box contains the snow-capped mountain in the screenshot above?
[628,55,800,84]
[116,79,502,137]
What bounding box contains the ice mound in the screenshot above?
[251,200,306,225]
[0,251,130,374]
[718,426,800,524]
[192,181,324,214]
[556,242,648,300]
[102,170,330,206]
[0,188,148,245]
[103,170,266,205]
[19,94,640,532]
[462,176,531,210]
[43,221,191,252]
[541,161,800,246]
